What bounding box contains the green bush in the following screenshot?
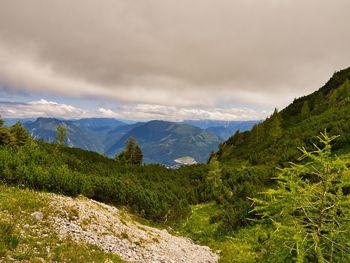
[0,141,206,223]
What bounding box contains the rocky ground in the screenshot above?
[49,194,219,263]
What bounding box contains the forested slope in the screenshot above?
[215,66,350,166]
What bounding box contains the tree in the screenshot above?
[132,143,143,165]
[251,124,264,145]
[300,100,310,119]
[0,127,13,145]
[0,115,13,145]
[269,109,283,140]
[56,125,67,145]
[205,155,222,199]
[251,131,350,262]
[10,122,30,146]
[115,151,126,164]
[116,137,143,165]
[313,92,325,113]
[330,79,350,105]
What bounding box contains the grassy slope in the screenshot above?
[177,144,350,263]
[0,184,124,262]
[174,202,261,263]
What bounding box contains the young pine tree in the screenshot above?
[132,142,143,165]
[300,100,310,119]
[56,124,67,145]
[205,155,222,200]
[251,131,350,262]
[10,122,31,146]
[116,137,143,165]
[269,109,283,141]
[0,116,14,145]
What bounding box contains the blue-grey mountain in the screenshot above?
[22,118,227,165]
[184,120,259,140]
[106,120,221,165]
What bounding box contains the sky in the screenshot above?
[0,0,349,121]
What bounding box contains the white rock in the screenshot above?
[49,195,219,263]
[31,211,44,221]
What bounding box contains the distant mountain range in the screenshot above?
[4,117,257,165]
[184,120,260,140]
[22,118,126,153]
[105,120,221,165]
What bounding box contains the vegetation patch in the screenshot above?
[0,184,124,262]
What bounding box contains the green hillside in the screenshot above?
[215,66,350,166]
[204,67,350,262]
[210,67,350,227]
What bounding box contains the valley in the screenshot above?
[5,118,256,166]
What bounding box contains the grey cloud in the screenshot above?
[0,101,28,106]
[0,0,349,110]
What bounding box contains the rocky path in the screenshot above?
[49,195,219,263]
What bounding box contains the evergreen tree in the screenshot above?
[0,127,13,145]
[251,124,264,145]
[229,129,241,145]
[205,155,222,199]
[10,122,30,146]
[56,125,67,145]
[0,115,13,145]
[331,79,350,104]
[124,137,136,164]
[132,143,143,165]
[116,137,143,165]
[251,132,350,262]
[313,92,325,113]
[269,109,283,140]
[115,151,126,164]
[300,100,310,119]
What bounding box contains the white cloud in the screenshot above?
[98,107,117,117]
[29,99,58,105]
[0,99,88,119]
[29,99,80,113]
[0,100,268,121]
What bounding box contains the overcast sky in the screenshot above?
[0,0,349,121]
